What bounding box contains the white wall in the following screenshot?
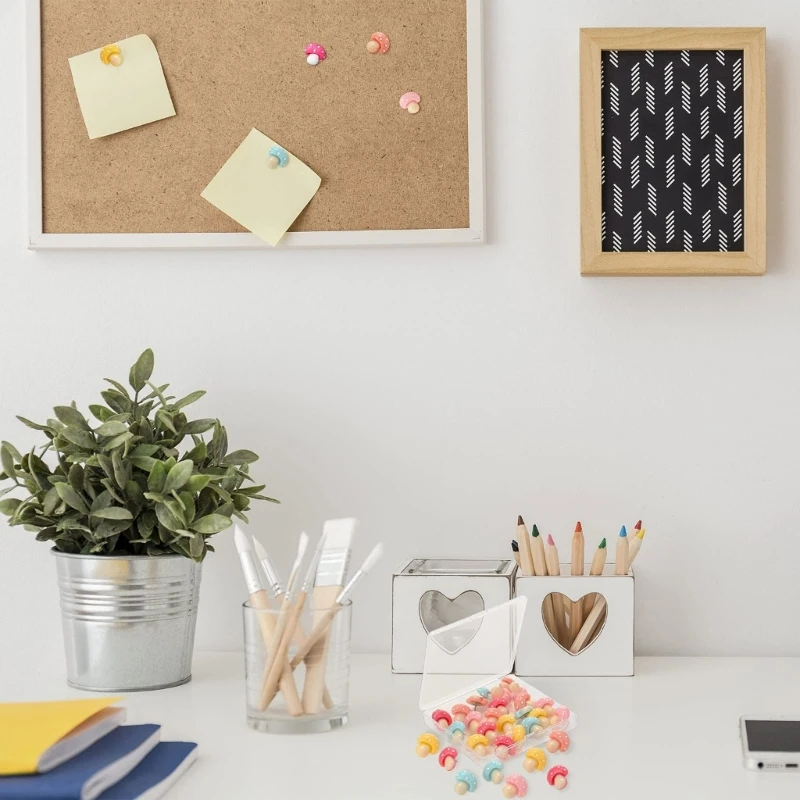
[2,0,799,668]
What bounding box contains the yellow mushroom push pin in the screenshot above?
[100,44,122,67]
[416,732,439,758]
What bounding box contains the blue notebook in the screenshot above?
[97,743,197,800]
[0,725,160,800]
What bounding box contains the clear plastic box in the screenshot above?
[419,597,577,768]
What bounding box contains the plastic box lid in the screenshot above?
[418,597,527,711]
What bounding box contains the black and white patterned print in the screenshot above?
[601,49,745,253]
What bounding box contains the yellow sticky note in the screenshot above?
[68,34,176,139]
[201,129,321,246]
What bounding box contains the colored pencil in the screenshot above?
[626,527,646,571]
[570,521,585,639]
[569,595,607,654]
[614,525,629,576]
[516,516,535,576]
[545,534,569,646]
[511,540,521,569]
[582,537,607,620]
[530,524,557,639]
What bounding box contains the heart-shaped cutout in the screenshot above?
[419,590,485,654]
[541,592,608,655]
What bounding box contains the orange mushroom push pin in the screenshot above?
[100,44,122,67]
[547,765,569,790]
[546,730,570,754]
[399,91,421,114]
[367,31,390,53]
[416,732,439,758]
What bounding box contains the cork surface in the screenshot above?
[42,0,470,234]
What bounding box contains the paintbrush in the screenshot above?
[257,532,308,710]
[260,532,326,711]
[234,526,302,716]
[253,535,336,709]
[302,518,356,715]
[289,544,383,672]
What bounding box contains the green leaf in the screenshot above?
[100,479,126,505]
[54,482,89,515]
[129,349,155,393]
[103,432,134,451]
[186,441,207,463]
[16,415,52,432]
[89,405,114,423]
[2,441,22,462]
[156,411,178,435]
[96,454,115,482]
[112,451,129,489]
[90,506,133,520]
[91,490,114,512]
[233,493,250,511]
[61,427,96,451]
[178,491,196,524]
[95,420,128,437]
[131,444,160,457]
[95,519,132,538]
[235,484,266,497]
[101,390,130,415]
[190,514,233,534]
[53,405,90,430]
[125,480,144,516]
[0,498,22,516]
[206,483,232,503]
[181,419,216,436]
[101,378,130,398]
[1,445,17,483]
[190,531,205,559]
[148,461,167,493]
[35,527,60,542]
[185,474,211,494]
[171,390,206,411]
[224,449,260,465]
[130,456,157,472]
[163,460,194,494]
[68,464,84,492]
[155,501,184,532]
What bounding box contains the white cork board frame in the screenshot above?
[26,0,485,249]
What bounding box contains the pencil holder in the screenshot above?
[242,600,352,733]
[514,565,634,677]
[392,559,517,673]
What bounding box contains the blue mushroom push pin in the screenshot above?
[454,770,478,795]
[267,146,289,169]
[483,760,504,785]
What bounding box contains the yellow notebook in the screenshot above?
[0,697,125,775]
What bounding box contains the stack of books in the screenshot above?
[0,697,196,799]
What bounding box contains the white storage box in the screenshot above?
[392,559,516,674]
[514,565,634,677]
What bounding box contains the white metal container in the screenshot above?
[391,558,516,673]
[514,564,634,677]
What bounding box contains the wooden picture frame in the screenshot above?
[25,0,485,250]
[580,28,766,276]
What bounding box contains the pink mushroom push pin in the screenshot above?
[439,747,458,771]
[367,31,390,54]
[547,766,569,791]
[502,774,528,799]
[465,712,483,733]
[399,91,421,114]
[432,710,453,730]
[452,704,471,723]
[546,730,570,754]
[467,694,489,708]
[477,720,497,742]
[494,735,516,761]
[305,42,326,66]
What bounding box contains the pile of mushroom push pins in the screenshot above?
[415,676,572,794]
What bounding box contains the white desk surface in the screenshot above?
[4,653,800,799]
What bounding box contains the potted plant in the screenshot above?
[0,349,276,691]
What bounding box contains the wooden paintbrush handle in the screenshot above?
[289,606,338,670]
[259,593,307,712]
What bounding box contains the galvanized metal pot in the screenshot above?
[53,551,202,692]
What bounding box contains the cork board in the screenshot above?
[37,0,478,240]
